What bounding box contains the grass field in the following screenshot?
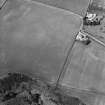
[0,0,82,83]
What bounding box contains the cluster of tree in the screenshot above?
[0,72,87,105]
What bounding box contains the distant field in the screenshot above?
[31,0,90,16]
[0,0,90,16]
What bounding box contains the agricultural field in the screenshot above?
[0,0,105,105]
